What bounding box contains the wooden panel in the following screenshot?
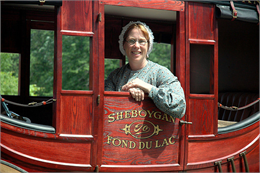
[1,129,92,171]
[61,0,92,33]
[188,2,214,40]
[60,95,93,135]
[102,0,185,12]
[187,127,259,164]
[188,99,214,135]
[101,96,181,172]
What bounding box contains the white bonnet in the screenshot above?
[118,21,154,57]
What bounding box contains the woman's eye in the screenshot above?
[129,39,136,44]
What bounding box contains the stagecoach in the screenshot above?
[1,0,259,172]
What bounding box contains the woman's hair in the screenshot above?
[118,21,154,57]
[123,23,150,47]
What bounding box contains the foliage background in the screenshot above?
[1,30,171,96]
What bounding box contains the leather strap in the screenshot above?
[218,98,260,111]
[230,1,238,21]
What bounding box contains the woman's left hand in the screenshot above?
[128,88,145,101]
[121,78,153,101]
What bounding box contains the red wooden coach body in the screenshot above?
[0,0,259,172]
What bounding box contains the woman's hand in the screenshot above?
[121,78,153,101]
[129,88,144,101]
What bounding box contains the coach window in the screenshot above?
[62,36,91,90]
[104,5,176,83]
[0,53,20,96]
[30,29,54,96]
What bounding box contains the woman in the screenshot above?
[105,21,186,119]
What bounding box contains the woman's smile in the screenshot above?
[123,28,148,70]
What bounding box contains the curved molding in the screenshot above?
[1,143,92,169]
[187,134,259,166]
[0,114,55,133]
[218,112,260,134]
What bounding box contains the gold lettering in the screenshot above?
[108,113,115,123]
[129,141,136,149]
[125,111,131,119]
[112,138,121,146]
[107,135,113,144]
[155,140,161,148]
[154,111,161,119]
[146,141,152,149]
[121,139,128,148]
[147,110,154,118]
[116,112,123,121]
[139,142,145,149]
[169,116,175,123]
[139,110,147,118]
[132,110,138,117]
[161,113,169,122]
[169,136,176,145]
[161,138,169,147]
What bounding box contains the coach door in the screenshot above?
[96,1,187,172]
[54,1,102,171]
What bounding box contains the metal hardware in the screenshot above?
[179,120,192,125]
[39,0,45,5]
[97,95,100,105]
[230,1,238,20]
[227,157,236,172]
[215,161,223,172]
[95,165,99,172]
[240,151,249,172]
[98,13,102,22]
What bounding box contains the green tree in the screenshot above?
[149,43,171,70]
[62,35,90,90]
[30,29,54,96]
[0,53,19,95]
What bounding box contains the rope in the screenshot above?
[218,98,260,111]
[1,96,56,108]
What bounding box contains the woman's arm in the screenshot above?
[122,76,186,119]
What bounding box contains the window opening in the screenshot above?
[149,42,171,71]
[62,35,91,90]
[0,53,20,96]
[105,59,120,80]
[217,19,259,129]
[30,29,54,96]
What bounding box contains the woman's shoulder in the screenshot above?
[108,63,129,76]
[149,60,172,73]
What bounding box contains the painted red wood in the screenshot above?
[188,99,214,135]
[54,5,62,133]
[1,129,93,172]
[59,94,93,134]
[188,127,259,163]
[102,0,185,12]
[186,124,259,171]
[91,0,104,169]
[1,1,259,172]
[184,2,220,171]
[176,11,186,89]
[61,0,92,34]
[100,95,182,172]
[188,2,214,40]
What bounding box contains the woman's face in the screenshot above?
[123,28,148,65]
